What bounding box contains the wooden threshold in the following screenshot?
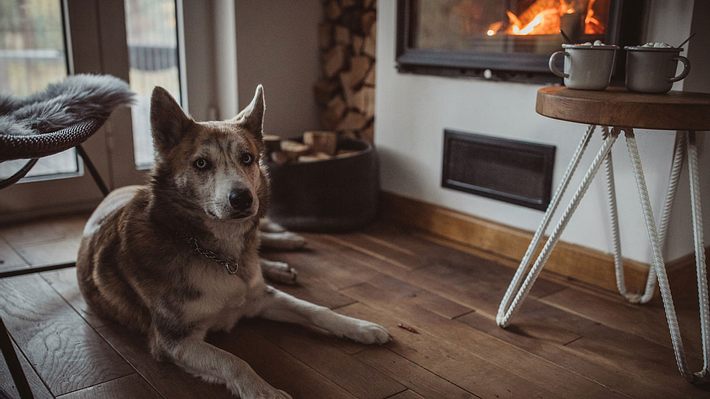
[379,192,697,294]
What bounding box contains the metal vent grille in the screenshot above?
[442,130,555,210]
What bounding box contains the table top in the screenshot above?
[536,86,710,131]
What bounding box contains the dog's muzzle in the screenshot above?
[228,188,253,213]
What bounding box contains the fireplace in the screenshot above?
[396,0,645,81]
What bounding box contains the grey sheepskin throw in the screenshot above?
[0,74,134,136]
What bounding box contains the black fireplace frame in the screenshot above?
[396,0,642,82]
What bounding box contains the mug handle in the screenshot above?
[668,56,691,82]
[548,51,569,78]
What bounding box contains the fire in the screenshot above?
[486,0,604,37]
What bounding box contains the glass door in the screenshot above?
[0,0,113,220]
[0,0,185,220]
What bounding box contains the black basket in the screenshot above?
[266,137,379,232]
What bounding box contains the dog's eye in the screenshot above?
[193,158,210,170]
[240,152,254,166]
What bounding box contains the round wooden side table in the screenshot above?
[496,86,710,383]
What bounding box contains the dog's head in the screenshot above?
[149,85,269,221]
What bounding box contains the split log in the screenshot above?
[320,96,346,129]
[323,45,345,78]
[318,23,332,50]
[317,0,377,144]
[364,66,375,86]
[325,0,341,20]
[349,56,372,86]
[303,131,338,155]
[352,35,364,55]
[270,151,290,165]
[337,111,368,131]
[360,125,374,144]
[334,25,350,45]
[339,71,356,106]
[263,134,282,155]
[363,30,376,58]
[280,140,310,160]
[298,152,332,163]
[352,86,375,117]
[361,11,376,35]
[313,79,338,106]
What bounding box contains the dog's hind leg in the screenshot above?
[153,334,291,399]
[259,217,286,233]
[260,259,298,285]
[256,286,391,345]
[260,231,307,250]
[259,218,307,251]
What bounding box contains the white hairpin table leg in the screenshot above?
[625,128,710,382]
[608,131,686,304]
[686,131,710,381]
[497,127,618,327]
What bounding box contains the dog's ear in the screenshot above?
[150,86,192,152]
[235,85,265,140]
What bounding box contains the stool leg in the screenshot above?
[76,145,110,197]
[687,131,710,379]
[497,124,595,327]
[497,127,618,328]
[624,128,695,381]
[642,132,687,302]
[603,128,628,299]
[611,131,686,304]
[0,318,33,399]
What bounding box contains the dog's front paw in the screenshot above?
[234,380,292,399]
[261,259,298,285]
[345,320,392,344]
[260,231,306,251]
[251,387,292,399]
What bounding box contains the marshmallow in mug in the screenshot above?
[574,40,606,46]
[641,42,672,48]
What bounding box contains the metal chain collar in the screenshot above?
[186,236,239,275]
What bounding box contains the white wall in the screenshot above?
[183,0,216,121]
[374,0,708,264]
[234,0,321,136]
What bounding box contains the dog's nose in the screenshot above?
[228,188,253,211]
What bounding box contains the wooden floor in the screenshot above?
[1,215,709,399]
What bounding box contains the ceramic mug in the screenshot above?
[624,46,690,94]
[548,44,619,90]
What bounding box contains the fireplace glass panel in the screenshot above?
[410,0,611,57]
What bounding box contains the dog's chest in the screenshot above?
[183,259,264,328]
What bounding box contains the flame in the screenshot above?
[486,0,605,37]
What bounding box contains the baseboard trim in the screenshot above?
[380,191,660,293]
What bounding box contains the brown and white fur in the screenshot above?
[76,86,390,399]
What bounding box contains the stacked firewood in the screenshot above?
[265,131,359,165]
[314,0,376,143]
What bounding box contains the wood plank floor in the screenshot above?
[1,215,709,398]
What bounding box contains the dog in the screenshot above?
[76,85,391,398]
